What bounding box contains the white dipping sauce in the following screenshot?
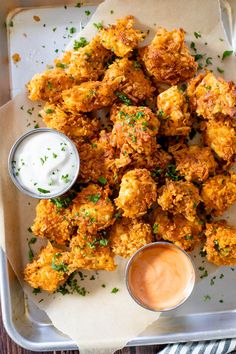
[12,131,79,196]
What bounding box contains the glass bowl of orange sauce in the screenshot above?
[125,242,195,312]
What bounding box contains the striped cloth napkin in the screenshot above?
[158,339,236,354]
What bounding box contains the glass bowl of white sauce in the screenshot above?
[8,128,80,199]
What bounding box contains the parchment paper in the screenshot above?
[1,0,236,353]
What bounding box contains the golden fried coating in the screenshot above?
[204,221,236,266]
[115,169,157,218]
[78,131,119,185]
[27,68,75,102]
[103,58,155,103]
[151,207,203,251]
[110,104,160,160]
[32,199,75,245]
[201,173,236,216]
[139,27,197,85]
[128,148,172,173]
[56,36,112,83]
[158,180,201,222]
[187,72,236,120]
[157,86,192,136]
[40,102,99,143]
[24,242,69,292]
[62,81,116,112]
[67,232,116,271]
[109,217,153,258]
[99,16,145,57]
[202,119,236,162]
[71,184,115,234]
[172,145,217,182]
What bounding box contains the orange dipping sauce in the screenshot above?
[126,242,195,311]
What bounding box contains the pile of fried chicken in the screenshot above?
[24,16,236,292]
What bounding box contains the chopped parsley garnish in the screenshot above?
[53,153,57,158]
[99,239,109,246]
[87,238,109,249]
[56,62,67,69]
[111,287,119,294]
[203,295,211,301]
[222,50,233,60]
[51,253,68,272]
[93,22,103,30]
[75,2,81,7]
[52,27,57,32]
[87,193,101,203]
[51,193,76,209]
[219,273,224,279]
[194,53,205,61]
[73,37,89,50]
[217,67,224,73]
[213,240,220,252]
[185,235,193,240]
[115,212,122,219]
[115,91,131,105]
[69,27,77,34]
[153,223,158,234]
[179,83,187,92]
[28,237,37,261]
[40,156,48,165]
[34,123,39,129]
[133,61,141,69]
[194,31,201,39]
[37,187,50,194]
[219,299,224,303]
[190,41,197,52]
[200,270,208,279]
[205,57,212,65]
[85,10,91,16]
[101,284,106,288]
[32,288,41,295]
[98,176,107,185]
[165,164,183,181]
[56,272,88,296]
[61,174,70,183]
[151,168,163,178]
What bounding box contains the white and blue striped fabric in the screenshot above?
[158,339,236,354]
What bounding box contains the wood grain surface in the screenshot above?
[0,303,166,354]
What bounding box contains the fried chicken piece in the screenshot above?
[40,102,99,143]
[78,131,119,185]
[151,207,203,251]
[67,232,116,271]
[139,27,197,85]
[24,242,69,292]
[27,68,75,102]
[202,119,236,162]
[158,180,201,222]
[110,105,160,160]
[103,58,155,103]
[115,169,157,218]
[99,16,145,57]
[128,148,172,173]
[157,86,192,136]
[32,199,75,245]
[204,221,236,266]
[172,145,217,182]
[70,184,115,234]
[187,72,236,120]
[62,81,116,112]
[109,217,153,258]
[201,173,236,216]
[55,36,112,83]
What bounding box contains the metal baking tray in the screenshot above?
[1,0,236,351]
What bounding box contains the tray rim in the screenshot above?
[1,0,236,351]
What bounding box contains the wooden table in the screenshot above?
[0,304,166,354]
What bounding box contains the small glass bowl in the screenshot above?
[125,242,195,312]
[8,128,80,199]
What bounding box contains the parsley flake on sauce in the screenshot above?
[98,176,107,185]
[37,187,50,194]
